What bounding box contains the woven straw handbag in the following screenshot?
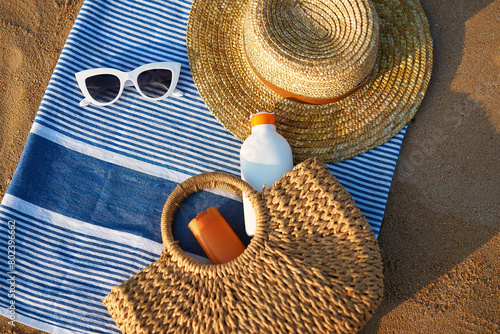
[103,158,383,333]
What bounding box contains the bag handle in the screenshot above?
[161,172,266,253]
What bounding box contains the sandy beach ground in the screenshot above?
[1,0,499,333]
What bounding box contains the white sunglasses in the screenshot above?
[75,62,183,107]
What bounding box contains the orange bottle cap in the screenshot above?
[250,112,275,127]
[188,207,221,236]
[188,207,246,264]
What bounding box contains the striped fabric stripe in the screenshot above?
[0,195,162,333]
[0,0,406,332]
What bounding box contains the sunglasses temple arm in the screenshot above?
[172,88,183,98]
[79,99,91,107]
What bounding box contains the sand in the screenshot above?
[1,0,499,333]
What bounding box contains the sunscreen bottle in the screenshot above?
[188,207,245,264]
[240,112,293,236]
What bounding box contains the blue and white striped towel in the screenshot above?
[0,0,406,332]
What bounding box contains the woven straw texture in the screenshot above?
[103,158,383,333]
[186,0,433,163]
[244,0,380,98]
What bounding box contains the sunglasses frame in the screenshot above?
[75,62,183,107]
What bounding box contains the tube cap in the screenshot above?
[250,112,275,127]
[188,207,245,264]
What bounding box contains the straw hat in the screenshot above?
[187,0,433,163]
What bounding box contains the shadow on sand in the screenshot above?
[361,0,500,332]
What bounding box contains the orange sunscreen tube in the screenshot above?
[188,207,245,264]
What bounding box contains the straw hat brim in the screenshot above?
[186,0,433,163]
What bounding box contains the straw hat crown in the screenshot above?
[243,0,380,99]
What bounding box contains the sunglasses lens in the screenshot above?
[137,69,172,98]
[85,74,121,104]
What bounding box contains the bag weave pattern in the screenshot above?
[104,158,383,333]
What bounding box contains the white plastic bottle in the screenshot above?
[240,112,293,236]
